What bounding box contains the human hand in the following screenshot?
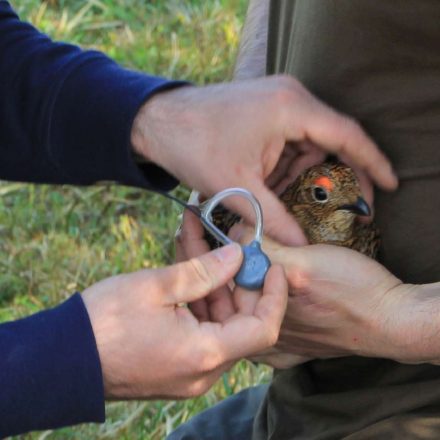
[176,210,301,369]
[265,141,376,220]
[131,75,397,245]
[81,243,287,400]
[234,231,440,365]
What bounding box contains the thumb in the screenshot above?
[251,184,308,246]
[218,264,288,360]
[162,243,243,305]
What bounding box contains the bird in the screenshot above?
[204,162,379,258]
[279,162,379,258]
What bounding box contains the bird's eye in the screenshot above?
[312,186,328,203]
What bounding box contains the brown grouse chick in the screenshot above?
[279,162,379,258]
[206,162,379,258]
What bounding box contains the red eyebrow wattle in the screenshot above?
[314,176,334,191]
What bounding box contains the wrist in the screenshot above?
[81,288,121,399]
[130,93,161,164]
[130,84,194,172]
[383,283,440,365]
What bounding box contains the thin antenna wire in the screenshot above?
[153,189,215,233]
[154,189,202,217]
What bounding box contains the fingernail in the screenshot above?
[213,243,242,263]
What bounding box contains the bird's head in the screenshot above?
[281,162,371,243]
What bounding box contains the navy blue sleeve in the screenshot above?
[0,294,105,437]
[0,0,185,190]
[0,1,190,435]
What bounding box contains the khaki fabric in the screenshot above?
[254,1,440,439]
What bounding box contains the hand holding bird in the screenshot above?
[180,161,397,368]
[134,76,397,247]
[179,209,440,368]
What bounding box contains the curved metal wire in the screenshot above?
[200,188,263,246]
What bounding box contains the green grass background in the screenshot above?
[3,1,272,438]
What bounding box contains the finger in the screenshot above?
[177,209,210,255]
[179,210,236,322]
[162,243,243,305]
[233,285,261,315]
[174,210,202,265]
[204,286,237,323]
[265,143,299,190]
[254,264,288,334]
[273,145,326,194]
[213,264,288,360]
[228,222,248,244]
[249,352,309,369]
[229,224,283,258]
[224,182,307,246]
[174,225,187,263]
[189,298,210,322]
[175,210,210,320]
[286,145,325,178]
[283,90,398,191]
[175,222,209,320]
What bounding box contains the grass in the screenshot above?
[2,1,273,438]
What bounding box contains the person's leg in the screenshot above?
[167,385,268,440]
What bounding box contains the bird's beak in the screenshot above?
[337,196,371,216]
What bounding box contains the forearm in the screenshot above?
[0,294,104,437]
[356,280,440,366]
[233,0,269,80]
[396,281,440,365]
[0,1,183,190]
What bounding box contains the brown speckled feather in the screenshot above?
[351,223,380,258]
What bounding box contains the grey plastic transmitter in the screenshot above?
[199,188,271,290]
